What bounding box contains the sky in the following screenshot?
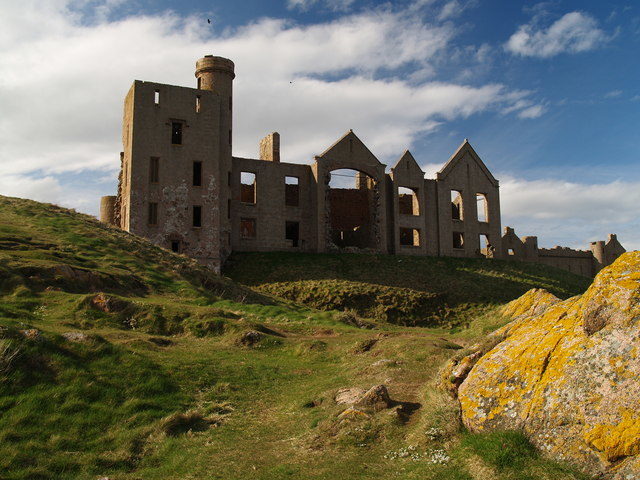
[0,0,639,250]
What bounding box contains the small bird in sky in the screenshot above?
[207,19,211,24]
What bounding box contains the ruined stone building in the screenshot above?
[100,55,625,277]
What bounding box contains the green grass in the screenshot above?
[0,195,593,479]
[224,251,590,325]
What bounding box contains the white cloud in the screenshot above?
[517,104,545,119]
[287,0,355,12]
[505,11,609,58]
[604,89,622,98]
[0,174,63,205]
[438,0,462,21]
[0,0,534,179]
[500,176,640,250]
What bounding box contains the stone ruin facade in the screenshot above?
[100,55,625,277]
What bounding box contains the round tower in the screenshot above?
[100,195,117,226]
[195,55,235,259]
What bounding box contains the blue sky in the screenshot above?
[0,0,638,250]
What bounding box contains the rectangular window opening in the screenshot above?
[192,205,202,228]
[227,171,232,187]
[477,193,488,222]
[240,218,256,239]
[148,202,158,226]
[508,248,515,256]
[171,122,183,145]
[240,172,256,204]
[400,227,420,247]
[171,241,180,253]
[193,161,202,187]
[154,90,160,105]
[229,129,232,146]
[227,199,231,219]
[451,190,463,220]
[453,231,465,249]
[285,221,300,247]
[195,95,201,113]
[285,176,299,207]
[479,234,493,258]
[149,157,159,183]
[398,186,419,216]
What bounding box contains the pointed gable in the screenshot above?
[316,130,384,178]
[437,139,498,187]
[391,150,424,188]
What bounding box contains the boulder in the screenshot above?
[238,330,262,346]
[62,331,90,343]
[335,384,393,412]
[457,252,640,479]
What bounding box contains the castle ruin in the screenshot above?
[100,55,625,277]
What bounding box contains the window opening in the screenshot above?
[479,234,494,258]
[240,172,256,204]
[285,176,299,206]
[193,161,202,187]
[154,90,160,105]
[398,186,419,216]
[240,218,256,238]
[171,241,180,253]
[508,248,515,256]
[195,95,201,113]
[149,157,159,183]
[477,193,488,222]
[451,190,463,220]
[193,206,202,228]
[285,221,300,247]
[400,227,420,247]
[171,122,182,145]
[453,231,464,249]
[148,202,158,226]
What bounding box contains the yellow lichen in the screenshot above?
[584,411,640,461]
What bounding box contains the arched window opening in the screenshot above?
[328,169,376,250]
[451,190,463,220]
[398,186,419,216]
[477,193,488,222]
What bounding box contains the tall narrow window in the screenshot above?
[197,77,201,89]
[149,157,159,183]
[154,90,160,105]
[453,231,464,249]
[193,161,202,187]
[195,95,201,113]
[229,129,232,146]
[148,202,158,225]
[171,241,180,253]
[451,190,463,220]
[476,193,488,222]
[193,206,202,228]
[240,172,256,204]
[285,176,299,206]
[227,199,231,219]
[172,122,182,145]
[285,221,300,247]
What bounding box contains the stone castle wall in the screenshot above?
[100,54,626,277]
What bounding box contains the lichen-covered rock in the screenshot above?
[458,252,640,479]
[500,287,561,320]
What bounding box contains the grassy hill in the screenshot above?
[224,251,590,326]
[0,195,591,480]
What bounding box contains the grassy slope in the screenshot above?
[0,196,590,480]
[224,251,590,325]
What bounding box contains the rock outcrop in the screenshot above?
[455,252,640,479]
